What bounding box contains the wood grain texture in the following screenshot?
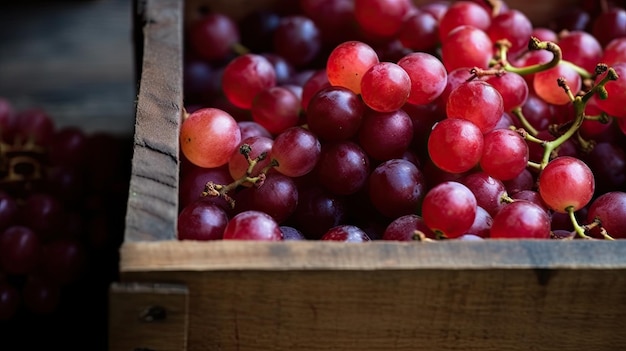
[125,0,183,242]
[121,268,626,351]
[120,240,626,272]
[109,282,189,351]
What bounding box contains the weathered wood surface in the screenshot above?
[125,0,183,242]
[121,265,626,351]
[0,0,135,135]
[109,282,189,351]
[120,240,626,271]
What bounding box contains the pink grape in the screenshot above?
[538,156,595,213]
[223,210,283,241]
[428,118,484,174]
[422,181,477,238]
[490,200,551,239]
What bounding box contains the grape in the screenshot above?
[358,108,413,161]
[360,62,411,112]
[301,69,331,111]
[221,54,277,109]
[587,192,626,239]
[591,7,626,47]
[533,63,581,106]
[594,62,626,118]
[485,72,529,112]
[316,141,370,195]
[438,1,491,41]
[15,108,55,147]
[280,225,305,240]
[228,136,274,185]
[583,142,626,195]
[486,9,533,55]
[436,66,475,111]
[251,86,300,135]
[538,156,595,213]
[299,0,357,45]
[21,275,60,315]
[306,86,365,141]
[0,191,18,231]
[271,126,321,177]
[39,239,86,285]
[273,15,322,67]
[321,225,370,242]
[188,13,240,62]
[178,200,229,241]
[179,164,234,211]
[398,10,439,52]
[180,108,242,169]
[223,210,283,241]
[397,52,447,106]
[238,9,281,53]
[459,171,508,217]
[19,193,66,241]
[0,225,41,275]
[510,190,549,212]
[382,214,436,241]
[464,206,492,238]
[238,120,272,140]
[326,40,379,95]
[233,173,298,223]
[368,159,426,218]
[0,282,19,320]
[422,181,477,238]
[262,53,296,85]
[428,118,484,174]
[48,127,87,166]
[353,0,412,38]
[490,200,551,239]
[480,129,529,181]
[441,25,494,72]
[558,30,603,74]
[602,37,626,66]
[446,80,504,133]
[503,168,535,195]
[291,185,347,240]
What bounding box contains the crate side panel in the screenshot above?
[123,268,626,351]
[126,0,183,241]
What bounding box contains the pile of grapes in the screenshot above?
[179,0,626,242]
[0,98,130,348]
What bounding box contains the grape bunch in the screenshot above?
[0,98,130,347]
[179,0,626,242]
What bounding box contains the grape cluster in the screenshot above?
[0,98,130,347]
[179,0,626,242]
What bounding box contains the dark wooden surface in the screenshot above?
[0,0,136,135]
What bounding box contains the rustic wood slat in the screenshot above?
[109,282,189,351]
[120,240,626,272]
[125,0,183,242]
[120,268,626,351]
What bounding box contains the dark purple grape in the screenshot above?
[178,199,229,241]
[316,141,370,195]
[292,185,347,240]
[0,225,41,275]
[273,15,322,67]
[306,86,365,141]
[368,159,425,218]
[382,214,435,241]
[280,225,305,240]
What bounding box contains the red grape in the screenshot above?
[326,40,379,95]
[360,62,411,112]
[422,181,477,238]
[490,200,551,239]
[221,53,277,109]
[538,156,595,213]
[428,118,484,174]
[223,210,283,241]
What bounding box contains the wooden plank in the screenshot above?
[120,268,626,351]
[120,240,626,272]
[109,282,189,351]
[125,0,183,242]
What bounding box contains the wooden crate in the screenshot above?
[112,1,626,350]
